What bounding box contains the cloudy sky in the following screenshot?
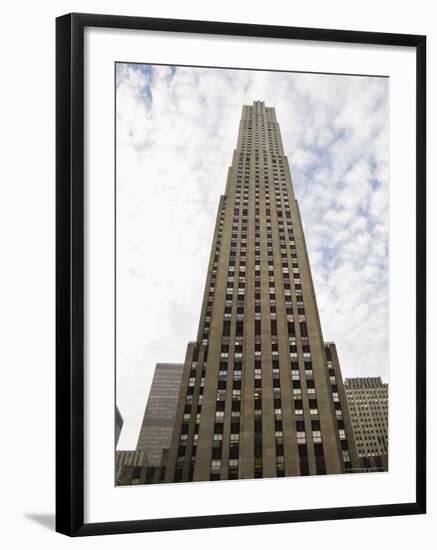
[116,63,388,450]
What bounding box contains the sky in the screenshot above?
[116,63,388,450]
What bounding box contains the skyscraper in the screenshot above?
[136,363,184,466]
[164,101,359,483]
[344,377,388,471]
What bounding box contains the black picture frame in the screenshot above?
[56,12,426,537]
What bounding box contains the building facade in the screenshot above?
[136,363,184,466]
[162,101,359,483]
[344,377,388,471]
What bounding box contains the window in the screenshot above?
[212,447,222,459]
[222,322,231,338]
[271,319,277,336]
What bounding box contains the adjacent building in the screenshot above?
[136,363,184,466]
[115,449,148,484]
[344,377,388,472]
[116,449,169,485]
[163,101,360,483]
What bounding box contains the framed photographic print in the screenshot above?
[56,13,426,536]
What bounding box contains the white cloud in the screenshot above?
[116,64,389,448]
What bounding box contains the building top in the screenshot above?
[344,377,387,390]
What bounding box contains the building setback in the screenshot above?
[115,405,124,447]
[136,363,184,466]
[344,377,388,471]
[163,101,359,482]
[324,343,362,472]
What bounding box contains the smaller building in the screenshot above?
[117,449,169,486]
[136,363,184,466]
[344,377,388,472]
[115,450,148,484]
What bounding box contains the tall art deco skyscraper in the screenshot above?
[165,101,359,482]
